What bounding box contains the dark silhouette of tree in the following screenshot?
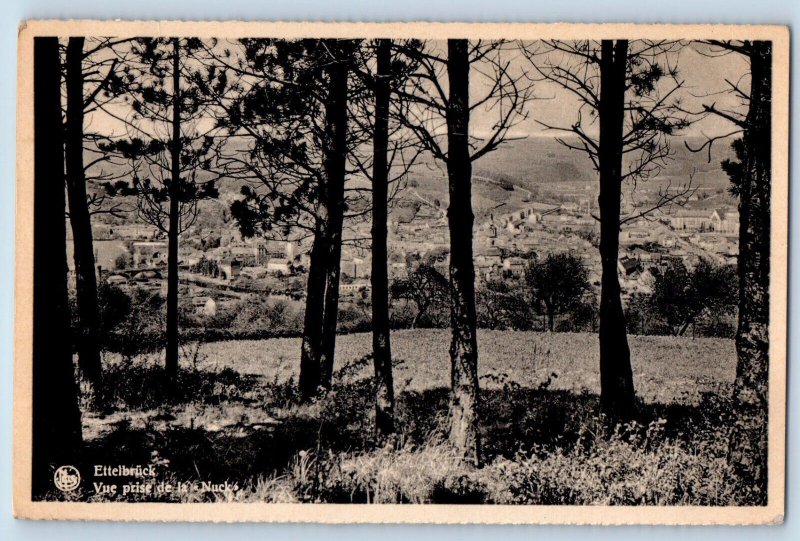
[218,39,362,400]
[526,253,591,332]
[395,39,532,463]
[687,39,772,497]
[650,259,737,336]
[63,37,133,385]
[369,39,395,437]
[101,38,220,384]
[64,37,102,384]
[391,263,449,329]
[32,37,83,496]
[521,40,691,417]
[344,38,424,436]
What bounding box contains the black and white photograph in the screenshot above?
[13,21,788,524]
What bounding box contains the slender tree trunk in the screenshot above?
[371,39,395,437]
[597,40,636,418]
[319,223,343,386]
[445,39,481,465]
[410,305,421,329]
[65,36,102,385]
[730,40,771,498]
[165,37,181,383]
[32,37,84,496]
[299,220,327,401]
[319,47,349,388]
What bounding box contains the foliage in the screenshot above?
[96,284,165,357]
[525,253,592,331]
[650,259,737,336]
[476,280,536,331]
[99,38,222,235]
[390,264,450,328]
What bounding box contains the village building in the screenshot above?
[710,209,740,234]
[132,241,168,266]
[339,281,371,298]
[617,256,640,277]
[218,258,242,281]
[257,239,297,265]
[266,258,291,276]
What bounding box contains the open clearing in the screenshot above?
[78,329,748,505]
[196,329,735,406]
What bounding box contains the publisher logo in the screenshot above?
[54,465,81,492]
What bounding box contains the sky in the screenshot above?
[86,39,752,147]
[469,40,750,139]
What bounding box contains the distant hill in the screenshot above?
[85,133,739,231]
[392,134,737,220]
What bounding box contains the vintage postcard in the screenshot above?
[14,20,788,524]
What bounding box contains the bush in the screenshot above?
[489,417,743,505]
[229,296,304,333]
[99,285,165,357]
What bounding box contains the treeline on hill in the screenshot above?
[33,37,771,501]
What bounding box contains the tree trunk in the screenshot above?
[319,45,349,389]
[597,40,636,418]
[65,36,102,385]
[319,222,343,387]
[299,220,327,401]
[546,302,555,332]
[32,37,84,497]
[730,40,771,498]
[445,39,481,465]
[371,39,395,437]
[165,37,181,383]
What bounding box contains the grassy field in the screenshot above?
[64,329,760,506]
[197,329,736,405]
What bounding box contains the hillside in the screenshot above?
[392,134,737,220]
[85,134,738,232]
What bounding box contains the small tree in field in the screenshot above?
[390,264,449,329]
[526,253,591,332]
[476,280,535,331]
[650,259,737,337]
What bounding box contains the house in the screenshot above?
[475,247,503,268]
[503,256,527,277]
[192,296,217,317]
[257,239,297,265]
[106,274,128,286]
[618,256,640,277]
[266,258,291,276]
[710,209,740,234]
[218,258,242,281]
[132,241,168,266]
[339,281,370,298]
[668,209,712,232]
[240,266,269,280]
[622,228,651,242]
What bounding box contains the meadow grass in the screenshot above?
[69,329,760,505]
